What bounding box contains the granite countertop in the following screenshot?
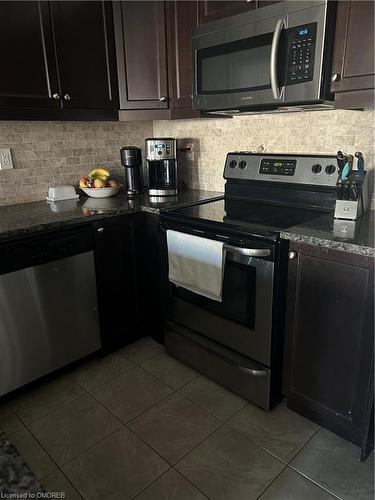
[0,189,223,242]
[0,190,373,256]
[280,210,374,257]
[0,431,43,494]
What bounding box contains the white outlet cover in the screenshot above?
[0,148,14,170]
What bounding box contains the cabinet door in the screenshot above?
[114,1,168,110]
[284,243,374,445]
[0,1,59,108]
[93,216,140,352]
[50,1,118,110]
[331,1,374,107]
[198,0,256,24]
[166,1,200,117]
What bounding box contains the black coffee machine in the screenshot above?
[120,146,143,196]
[146,138,177,196]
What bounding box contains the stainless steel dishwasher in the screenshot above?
[0,226,101,397]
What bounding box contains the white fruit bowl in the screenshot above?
[80,186,122,198]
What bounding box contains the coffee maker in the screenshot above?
[146,138,177,196]
[120,146,143,196]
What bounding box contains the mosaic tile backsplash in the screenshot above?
[154,109,375,205]
[0,109,373,206]
[0,121,152,206]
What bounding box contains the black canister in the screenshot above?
[120,146,143,195]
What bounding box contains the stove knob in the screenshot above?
[325,164,336,175]
[238,160,247,170]
[311,164,322,174]
[229,160,238,169]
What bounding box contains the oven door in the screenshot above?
[168,243,274,367]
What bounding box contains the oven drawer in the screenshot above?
[165,323,274,410]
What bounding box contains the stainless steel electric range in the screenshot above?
[160,152,339,410]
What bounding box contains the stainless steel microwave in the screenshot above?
[192,0,336,114]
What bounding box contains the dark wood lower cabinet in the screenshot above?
[284,242,374,449]
[93,215,142,352]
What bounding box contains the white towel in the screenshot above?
[167,230,225,302]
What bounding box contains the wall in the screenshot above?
[154,109,375,203]
[0,121,152,206]
[0,109,373,206]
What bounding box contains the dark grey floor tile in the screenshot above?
[258,467,337,500]
[0,404,24,435]
[62,427,169,500]
[141,352,199,390]
[29,394,121,465]
[176,425,284,500]
[291,428,374,500]
[135,469,208,500]
[41,469,82,500]
[11,376,85,425]
[119,337,163,365]
[69,353,135,391]
[10,427,56,480]
[129,393,221,464]
[227,401,319,462]
[179,375,247,422]
[92,367,173,423]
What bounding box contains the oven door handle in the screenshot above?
[270,18,285,100]
[224,244,270,258]
[238,365,268,377]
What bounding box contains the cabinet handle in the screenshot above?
[63,93,71,101]
[97,227,104,233]
[52,93,60,99]
[159,96,167,102]
[288,251,298,260]
[331,73,340,82]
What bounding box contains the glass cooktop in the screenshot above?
[163,198,328,239]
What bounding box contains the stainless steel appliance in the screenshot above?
[120,146,143,195]
[192,0,336,114]
[0,227,101,397]
[161,152,341,409]
[146,138,178,196]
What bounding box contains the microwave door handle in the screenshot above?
[270,19,285,100]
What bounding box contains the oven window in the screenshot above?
[171,260,256,329]
[197,32,273,94]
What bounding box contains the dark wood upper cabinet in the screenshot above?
[50,1,118,110]
[198,0,256,24]
[0,1,59,108]
[284,242,374,447]
[114,1,169,111]
[331,0,374,109]
[166,1,201,118]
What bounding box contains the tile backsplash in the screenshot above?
[0,121,152,206]
[0,109,374,206]
[154,109,375,203]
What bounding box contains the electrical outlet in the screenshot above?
[0,148,14,170]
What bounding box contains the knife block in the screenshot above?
[334,171,369,221]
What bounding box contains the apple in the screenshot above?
[79,177,90,188]
[93,178,105,188]
[107,179,118,187]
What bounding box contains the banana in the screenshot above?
[89,168,110,180]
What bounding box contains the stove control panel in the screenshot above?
[259,159,296,176]
[224,153,339,187]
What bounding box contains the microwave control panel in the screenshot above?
[285,23,317,86]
